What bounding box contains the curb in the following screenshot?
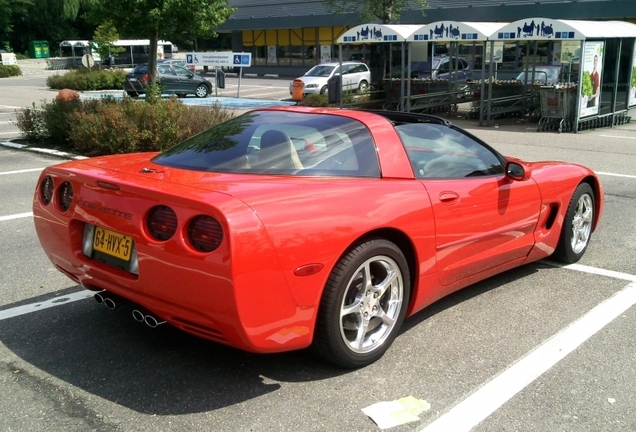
[1,139,85,160]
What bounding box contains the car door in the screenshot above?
[340,64,355,92]
[157,64,178,93]
[398,123,541,286]
[173,65,196,93]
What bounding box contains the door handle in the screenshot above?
[439,191,459,204]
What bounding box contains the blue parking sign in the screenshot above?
[233,54,250,66]
[186,54,193,64]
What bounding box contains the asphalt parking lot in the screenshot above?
[1,60,636,431]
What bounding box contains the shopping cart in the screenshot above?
[537,85,577,133]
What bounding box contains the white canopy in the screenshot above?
[59,40,90,47]
[491,18,636,41]
[337,24,424,44]
[410,21,507,42]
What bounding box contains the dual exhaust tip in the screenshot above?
[94,291,166,328]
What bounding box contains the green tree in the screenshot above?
[323,0,428,24]
[90,20,125,67]
[0,0,33,51]
[90,0,234,90]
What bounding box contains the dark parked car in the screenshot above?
[388,56,472,82]
[124,61,212,98]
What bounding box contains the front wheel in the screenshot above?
[320,85,328,95]
[312,239,410,368]
[553,182,595,263]
[195,84,209,98]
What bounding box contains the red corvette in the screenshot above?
[33,107,603,368]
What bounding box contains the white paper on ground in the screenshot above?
[362,396,431,429]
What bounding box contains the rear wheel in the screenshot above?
[553,183,595,263]
[358,80,369,92]
[312,239,410,368]
[195,84,209,98]
[126,91,139,98]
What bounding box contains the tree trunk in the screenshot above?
[148,32,159,85]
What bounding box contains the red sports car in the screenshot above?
[33,107,603,368]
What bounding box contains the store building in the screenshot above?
[217,0,636,77]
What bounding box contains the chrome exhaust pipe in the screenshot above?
[132,308,146,323]
[144,314,166,328]
[131,308,166,327]
[94,291,107,304]
[94,291,128,310]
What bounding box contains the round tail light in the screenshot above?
[188,216,223,252]
[58,181,74,212]
[40,176,54,205]
[147,206,177,241]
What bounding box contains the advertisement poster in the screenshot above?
[320,45,332,63]
[560,41,580,64]
[630,43,636,107]
[267,46,277,63]
[485,41,504,63]
[580,41,604,118]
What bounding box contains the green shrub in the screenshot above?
[0,65,22,78]
[46,68,127,91]
[13,103,47,141]
[299,90,362,107]
[15,97,235,156]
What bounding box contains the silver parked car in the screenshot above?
[290,61,371,96]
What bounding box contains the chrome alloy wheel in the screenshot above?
[570,192,593,254]
[339,255,404,354]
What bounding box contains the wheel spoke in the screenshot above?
[340,297,362,319]
[374,267,398,298]
[375,308,396,327]
[353,317,370,350]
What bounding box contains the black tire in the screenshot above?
[195,84,209,98]
[552,182,595,263]
[126,91,139,98]
[320,85,328,95]
[312,238,410,368]
[358,80,369,92]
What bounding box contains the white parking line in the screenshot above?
[0,168,44,175]
[596,172,636,180]
[599,134,636,140]
[0,212,33,221]
[420,266,636,432]
[0,291,94,321]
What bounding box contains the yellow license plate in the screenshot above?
[93,227,133,261]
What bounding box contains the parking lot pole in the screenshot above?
[237,67,242,98]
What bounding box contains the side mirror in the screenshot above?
[505,161,529,181]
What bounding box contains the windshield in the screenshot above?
[152,111,380,177]
[304,65,336,77]
[516,67,560,83]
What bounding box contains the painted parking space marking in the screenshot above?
[420,265,636,432]
[599,134,636,140]
[0,291,94,321]
[0,167,45,175]
[596,172,636,179]
[0,212,33,221]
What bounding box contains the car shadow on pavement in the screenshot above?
[0,286,348,415]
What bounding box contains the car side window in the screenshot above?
[173,65,191,76]
[396,123,504,179]
[158,65,172,74]
[437,60,449,73]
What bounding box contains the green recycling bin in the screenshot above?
[28,41,51,59]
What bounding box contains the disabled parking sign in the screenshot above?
[186,52,251,67]
[233,54,250,65]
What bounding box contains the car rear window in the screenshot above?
[152,111,380,177]
[132,65,148,74]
